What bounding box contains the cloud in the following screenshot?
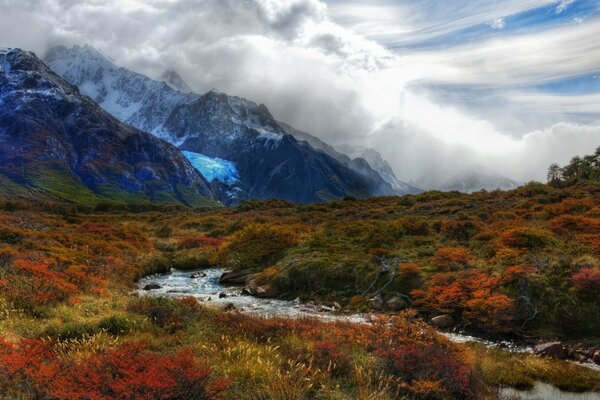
[556,0,575,14]
[0,0,598,188]
[489,18,506,29]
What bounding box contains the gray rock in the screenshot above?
[386,296,407,311]
[534,342,567,359]
[143,283,162,291]
[219,270,256,285]
[242,280,258,296]
[431,314,454,328]
[256,284,278,298]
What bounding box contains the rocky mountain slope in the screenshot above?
[45,45,414,205]
[0,48,218,207]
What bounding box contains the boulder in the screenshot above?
[219,269,256,285]
[223,303,236,311]
[370,294,384,311]
[190,272,206,279]
[256,284,278,298]
[431,314,454,328]
[386,296,407,311]
[242,280,258,296]
[143,283,162,291]
[534,342,567,359]
[218,292,227,298]
[592,350,600,365]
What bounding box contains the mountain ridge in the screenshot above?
[45,45,417,205]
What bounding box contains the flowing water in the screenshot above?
[138,268,600,400]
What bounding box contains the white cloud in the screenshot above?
[556,0,575,14]
[0,0,598,187]
[489,18,506,30]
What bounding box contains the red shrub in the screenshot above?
[572,268,600,295]
[0,339,229,400]
[377,343,472,398]
[0,260,78,306]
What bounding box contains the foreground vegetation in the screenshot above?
[0,150,599,398]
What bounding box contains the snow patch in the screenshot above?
[183,151,239,185]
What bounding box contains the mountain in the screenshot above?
[439,165,520,193]
[0,48,218,207]
[279,123,422,195]
[159,69,192,93]
[45,45,408,205]
[335,144,422,194]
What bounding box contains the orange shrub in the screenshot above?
[433,247,474,271]
[399,263,422,279]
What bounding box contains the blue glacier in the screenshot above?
[183,151,240,185]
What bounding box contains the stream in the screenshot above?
[138,268,600,400]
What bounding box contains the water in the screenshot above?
[137,268,366,323]
[138,268,600,397]
[499,383,600,400]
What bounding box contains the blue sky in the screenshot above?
[1,0,599,185]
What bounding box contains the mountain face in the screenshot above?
[45,45,407,205]
[333,144,422,195]
[0,48,218,207]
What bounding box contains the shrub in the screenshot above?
[572,268,600,295]
[433,247,474,271]
[219,224,297,270]
[0,260,78,307]
[399,263,422,280]
[501,227,552,249]
[0,339,229,400]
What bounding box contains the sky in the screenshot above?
[1,0,599,187]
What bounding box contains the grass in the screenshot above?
[469,342,600,392]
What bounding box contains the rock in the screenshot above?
[534,342,567,359]
[143,283,162,291]
[431,314,454,329]
[242,280,258,296]
[223,303,236,311]
[319,305,335,312]
[386,296,407,311]
[256,285,278,298]
[293,297,301,305]
[219,270,256,285]
[332,302,341,310]
[592,350,600,365]
[190,272,207,279]
[370,294,384,311]
[219,292,227,298]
